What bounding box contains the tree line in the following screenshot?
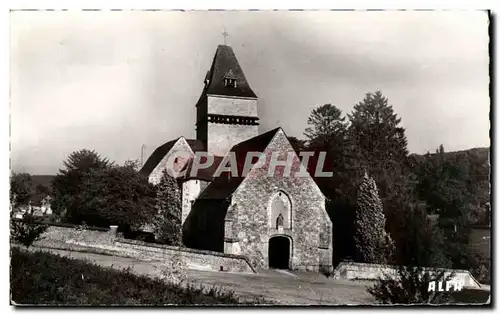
[10,90,489,282]
[290,91,489,283]
[10,151,181,246]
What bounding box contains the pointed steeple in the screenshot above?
[196,44,260,156]
[204,45,257,98]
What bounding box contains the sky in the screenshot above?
[10,10,490,175]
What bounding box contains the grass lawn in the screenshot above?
[10,247,255,305]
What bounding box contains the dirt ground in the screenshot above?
[23,247,376,305]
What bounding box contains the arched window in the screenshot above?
[276,213,284,229]
[268,191,292,229]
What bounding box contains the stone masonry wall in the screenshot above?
[207,123,259,157]
[228,129,333,271]
[35,225,116,249]
[148,138,194,185]
[206,95,259,157]
[207,95,258,117]
[115,239,254,273]
[181,179,202,225]
[31,225,254,273]
[334,262,482,289]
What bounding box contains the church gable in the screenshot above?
[224,128,331,269]
[146,137,196,185]
[234,128,325,202]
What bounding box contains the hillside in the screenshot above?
[31,175,55,191]
[410,147,490,224]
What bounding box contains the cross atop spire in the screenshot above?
[222,28,229,45]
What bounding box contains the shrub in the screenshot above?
[10,210,48,248]
[367,265,454,304]
[156,251,188,285]
[469,253,490,284]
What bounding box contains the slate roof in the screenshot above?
[139,138,205,177]
[202,45,257,99]
[186,139,206,152]
[197,127,335,200]
[198,128,281,200]
[180,155,225,181]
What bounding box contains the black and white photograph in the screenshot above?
[8,9,491,306]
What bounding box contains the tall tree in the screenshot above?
[354,172,394,264]
[304,104,349,172]
[287,136,307,153]
[348,91,412,260]
[304,104,347,146]
[52,149,111,221]
[154,169,183,246]
[78,163,157,228]
[302,104,361,264]
[347,91,409,185]
[303,104,354,263]
[303,104,352,198]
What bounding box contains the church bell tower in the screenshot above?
[195,45,259,157]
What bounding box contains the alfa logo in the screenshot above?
[427,280,464,292]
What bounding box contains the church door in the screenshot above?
[268,236,290,269]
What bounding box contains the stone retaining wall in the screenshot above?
[32,225,255,273]
[115,238,255,273]
[334,261,481,289]
[35,225,115,248]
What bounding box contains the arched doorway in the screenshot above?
[268,236,291,269]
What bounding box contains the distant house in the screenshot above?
[41,195,53,215]
[12,194,53,219]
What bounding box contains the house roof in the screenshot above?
[197,127,336,200]
[180,155,225,181]
[139,138,205,177]
[201,45,257,99]
[198,128,281,200]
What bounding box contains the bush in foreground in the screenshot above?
[10,211,48,248]
[367,265,453,304]
[366,265,490,305]
[10,248,254,305]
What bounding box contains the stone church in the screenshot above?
[140,44,333,272]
